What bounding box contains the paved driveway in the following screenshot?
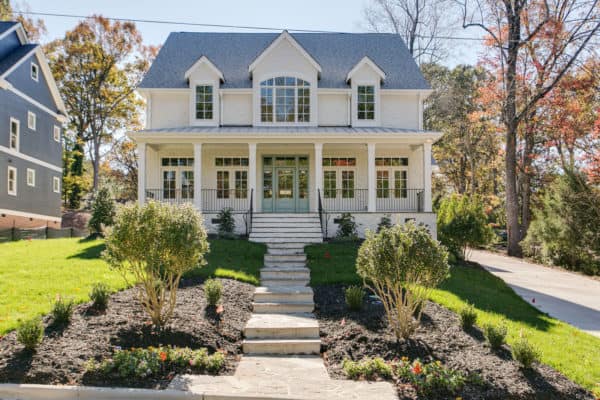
[468,249,600,338]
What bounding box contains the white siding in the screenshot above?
[381,93,419,129]
[318,94,348,126]
[149,92,188,129]
[222,93,253,125]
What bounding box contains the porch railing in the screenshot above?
[322,189,368,212]
[375,188,424,212]
[145,188,251,212]
[320,188,424,212]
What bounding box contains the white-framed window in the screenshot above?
[215,156,249,199]
[7,166,17,196]
[160,157,194,199]
[376,157,409,198]
[195,85,213,120]
[322,157,356,199]
[27,168,35,187]
[53,176,60,193]
[53,125,61,142]
[9,118,19,150]
[260,76,310,123]
[30,62,39,82]
[357,85,375,120]
[28,111,36,131]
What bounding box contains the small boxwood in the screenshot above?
[483,322,507,350]
[204,279,223,307]
[16,318,44,350]
[459,303,477,330]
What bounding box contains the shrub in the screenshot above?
[344,285,364,311]
[16,318,44,351]
[217,207,236,238]
[396,357,468,396]
[522,171,600,275]
[90,346,225,379]
[377,214,393,232]
[483,322,507,350]
[204,279,223,307]
[458,303,477,330]
[88,187,116,236]
[512,337,540,369]
[51,296,74,325]
[437,194,494,259]
[89,283,110,310]
[336,213,358,240]
[103,201,209,327]
[342,357,392,380]
[356,222,449,340]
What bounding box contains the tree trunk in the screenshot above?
[520,130,535,240]
[92,136,100,192]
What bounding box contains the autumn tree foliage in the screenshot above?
[457,0,600,256]
[46,16,156,195]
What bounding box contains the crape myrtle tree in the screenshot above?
[456,0,600,256]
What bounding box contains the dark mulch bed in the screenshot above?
[315,285,594,400]
[0,278,253,389]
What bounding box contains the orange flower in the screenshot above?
[159,351,167,362]
[411,362,422,375]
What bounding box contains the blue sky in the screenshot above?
[19,0,480,66]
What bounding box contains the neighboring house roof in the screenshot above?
[0,21,18,37]
[0,43,38,76]
[140,32,430,90]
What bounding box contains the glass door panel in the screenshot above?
[181,170,194,199]
[163,170,176,199]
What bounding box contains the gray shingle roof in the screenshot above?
[140,32,430,90]
[0,21,18,36]
[0,44,38,77]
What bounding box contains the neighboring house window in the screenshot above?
[357,85,375,120]
[27,168,35,187]
[53,126,61,142]
[215,157,249,199]
[376,157,409,198]
[160,157,194,200]
[31,62,39,81]
[195,85,213,120]
[260,77,310,123]
[28,111,36,131]
[322,157,356,199]
[7,167,17,196]
[9,118,19,150]
[53,177,60,193]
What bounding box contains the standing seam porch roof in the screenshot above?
[140,32,430,90]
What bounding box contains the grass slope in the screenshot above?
[306,241,600,396]
[0,238,127,334]
[0,238,265,335]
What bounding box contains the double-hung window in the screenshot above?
[357,85,375,120]
[27,168,35,187]
[195,85,213,120]
[215,157,249,199]
[322,157,356,199]
[260,77,310,123]
[376,157,409,198]
[7,167,17,196]
[9,118,19,150]
[28,111,36,131]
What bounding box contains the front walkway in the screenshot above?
[469,249,600,338]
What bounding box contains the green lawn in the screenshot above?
[0,237,265,335]
[306,241,600,396]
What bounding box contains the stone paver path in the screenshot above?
[470,249,600,338]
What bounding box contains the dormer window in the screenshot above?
[195,85,213,120]
[260,77,310,123]
[357,85,375,120]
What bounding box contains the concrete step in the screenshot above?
[243,339,321,354]
[265,254,307,263]
[252,227,322,234]
[244,313,319,339]
[264,260,307,268]
[261,268,310,280]
[253,222,321,228]
[253,301,314,313]
[251,236,322,244]
[253,213,318,218]
[261,278,310,287]
[251,231,322,238]
[254,286,314,303]
[267,247,306,256]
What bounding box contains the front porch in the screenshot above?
[133,128,437,237]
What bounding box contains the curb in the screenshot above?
[0,384,201,400]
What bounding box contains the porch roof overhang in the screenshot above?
[128,126,443,144]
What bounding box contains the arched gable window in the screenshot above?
[260,77,310,123]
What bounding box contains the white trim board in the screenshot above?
[0,145,62,173]
[0,209,61,223]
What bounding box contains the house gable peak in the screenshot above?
[346,56,386,83]
[184,55,224,82]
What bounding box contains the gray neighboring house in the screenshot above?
[0,21,67,229]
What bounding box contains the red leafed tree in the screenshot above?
[457,0,600,256]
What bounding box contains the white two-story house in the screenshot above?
[130,30,441,238]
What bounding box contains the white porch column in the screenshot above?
[314,143,323,212]
[137,142,146,205]
[248,143,257,210]
[193,143,202,210]
[367,143,376,212]
[423,140,433,212]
